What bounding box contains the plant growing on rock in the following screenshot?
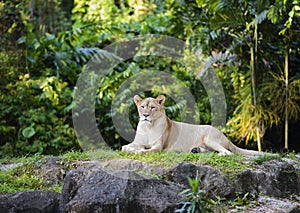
[176,175,214,213]
[228,192,257,210]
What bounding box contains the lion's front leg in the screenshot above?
[122,130,149,153]
[138,143,163,154]
[138,138,164,154]
[121,143,145,153]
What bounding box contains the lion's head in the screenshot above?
[134,95,166,125]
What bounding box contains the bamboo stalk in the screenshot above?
[284,46,289,149]
[256,127,262,152]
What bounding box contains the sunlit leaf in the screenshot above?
[22,127,36,138]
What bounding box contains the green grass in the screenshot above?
[252,154,282,164]
[0,151,86,194]
[0,160,61,194]
[92,150,252,174]
[0,153,44,164]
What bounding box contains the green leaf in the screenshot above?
[22,127,36,138]
[26,56,36,64]
[17,36,26,44]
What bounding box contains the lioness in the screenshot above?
[122,95,270,156]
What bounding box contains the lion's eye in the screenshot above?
[151,107,155,110]
[141,106,145,109]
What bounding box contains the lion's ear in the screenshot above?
[134,95,143,105]
[156,95,166,105]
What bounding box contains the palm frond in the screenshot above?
[263,71,300,120]
[254,10,268,25]
[227,83,280,145]
[197,51,238,78]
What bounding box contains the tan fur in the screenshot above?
[122,95,271,156]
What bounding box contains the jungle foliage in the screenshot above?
[0,0,300,156]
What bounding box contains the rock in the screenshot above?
[163,162,233,197]
[60,167,182,213]
[289,205,300,213]
[32,157,99,187]
[31,158,299,200]
[59,167,98,212]
[227,196,300,213]
[0,162,22,171]
[34,157,68,187]
[1,156,299,212]
[234,159,300,197]
[163,159,300,199]
[259,159,300,196]
[0,190,60,213]
[234,169,260,195]
[100,158,165,177]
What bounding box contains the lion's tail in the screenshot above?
[228,141,274,156]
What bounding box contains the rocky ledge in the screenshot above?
[0,157,299,212]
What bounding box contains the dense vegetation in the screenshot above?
[1,0,299,157]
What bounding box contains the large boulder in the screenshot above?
[60,167,182,213]
[235,159,300,197]
[163,162,233,197]
[163,159,300,198]
[0,190,60,213]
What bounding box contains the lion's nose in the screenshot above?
[143,114,149,117]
